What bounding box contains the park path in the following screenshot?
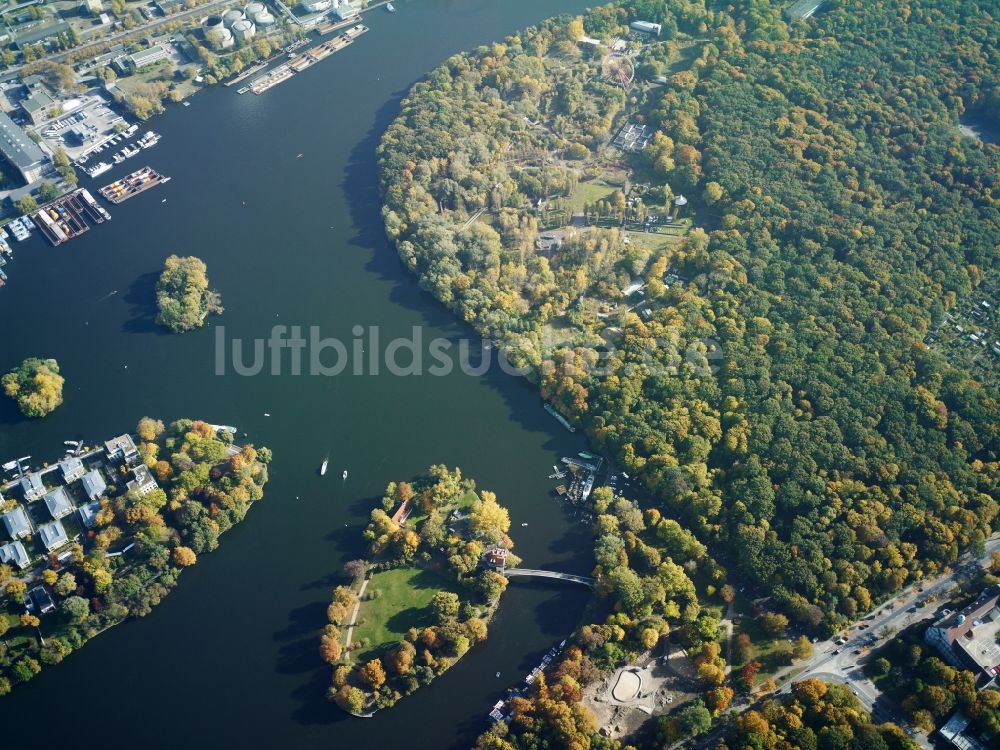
[342,575,370,658]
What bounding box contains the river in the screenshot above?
[0,1,595,746]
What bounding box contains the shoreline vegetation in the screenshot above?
[0,418,271,696]
[155,255,224,333]
[376,0,999,745]
[378,0,1000,630]
[2,358,64,418]
[321,466,519,716]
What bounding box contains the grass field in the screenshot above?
[351,567,459,662]
[566,180,618,213]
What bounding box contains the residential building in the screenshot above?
[82,0,103,13]
[29,586,56,614]
[43,486,75,520]
[59,456,87,483]
[126,464,158,496]
[925,584,1000,687]
[2,506,32,539]
[37,519,69,551]
[0,540,30,569]
[105,433,139,463]
[18,472,45,501]
[78,500,100,528]
[483,546,509,571]
[79,468,107,501]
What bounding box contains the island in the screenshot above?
[322,465,519,715]
[155,255,224,333]
[2,357,64,418]
[0,418,270,696]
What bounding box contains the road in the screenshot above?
[7,0,236,78]
[683,535,1000,750]
[771,534,1000,747]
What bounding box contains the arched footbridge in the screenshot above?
[502,568,594,588]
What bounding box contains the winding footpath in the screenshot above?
[342,575,370,659]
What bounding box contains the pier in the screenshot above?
[99,166,170,204]
[31,190,98,246]
[246,24,368,95]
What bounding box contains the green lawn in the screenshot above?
[566,180,618,213]
[457,490,478,511]
[351,567,459,662]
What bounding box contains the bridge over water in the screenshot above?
[503,568,594,588]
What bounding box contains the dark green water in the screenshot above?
[0,1,595,745]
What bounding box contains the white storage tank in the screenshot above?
[245,1,274,24]
[204,16,235,50]
[222,8,245,27]
[231,19,256,41]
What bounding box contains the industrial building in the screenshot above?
[127,44,172,70]
[629,20,661,36]
[0,110,46,183]
[300,0,331,12]
[925,585,1000,687]
[20,88,54,125]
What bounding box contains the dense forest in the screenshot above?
[379,0,1000,634]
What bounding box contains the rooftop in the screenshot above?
[0,540,30,568]
[79,468,107,501]
[929,585,1000,678]
[939,711,988,750]
[21,88,53,114]
[2,505,32,539]
[37,519,69,551]
[0,110,45,171]
[105,433,138,460]
[59,456,86,481]
[43,486,75,519]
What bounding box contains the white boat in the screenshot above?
[386,2,395,10]
[320,459,328,476]
[342,470,348,479]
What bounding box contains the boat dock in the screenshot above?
[544,403,576,433]
[99,166,170,204]
[31,191,98,246]
[225,61,268,87]
[246,24,368,95]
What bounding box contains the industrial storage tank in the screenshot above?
[231,19,256,41]
[222,8,245,27]
[204,17,235,49]
[246,2,275,25]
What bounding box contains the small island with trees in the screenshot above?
[2,357,64,418]
[0,418,271,696]
[321,465,519,716]
[155,255,223,333]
